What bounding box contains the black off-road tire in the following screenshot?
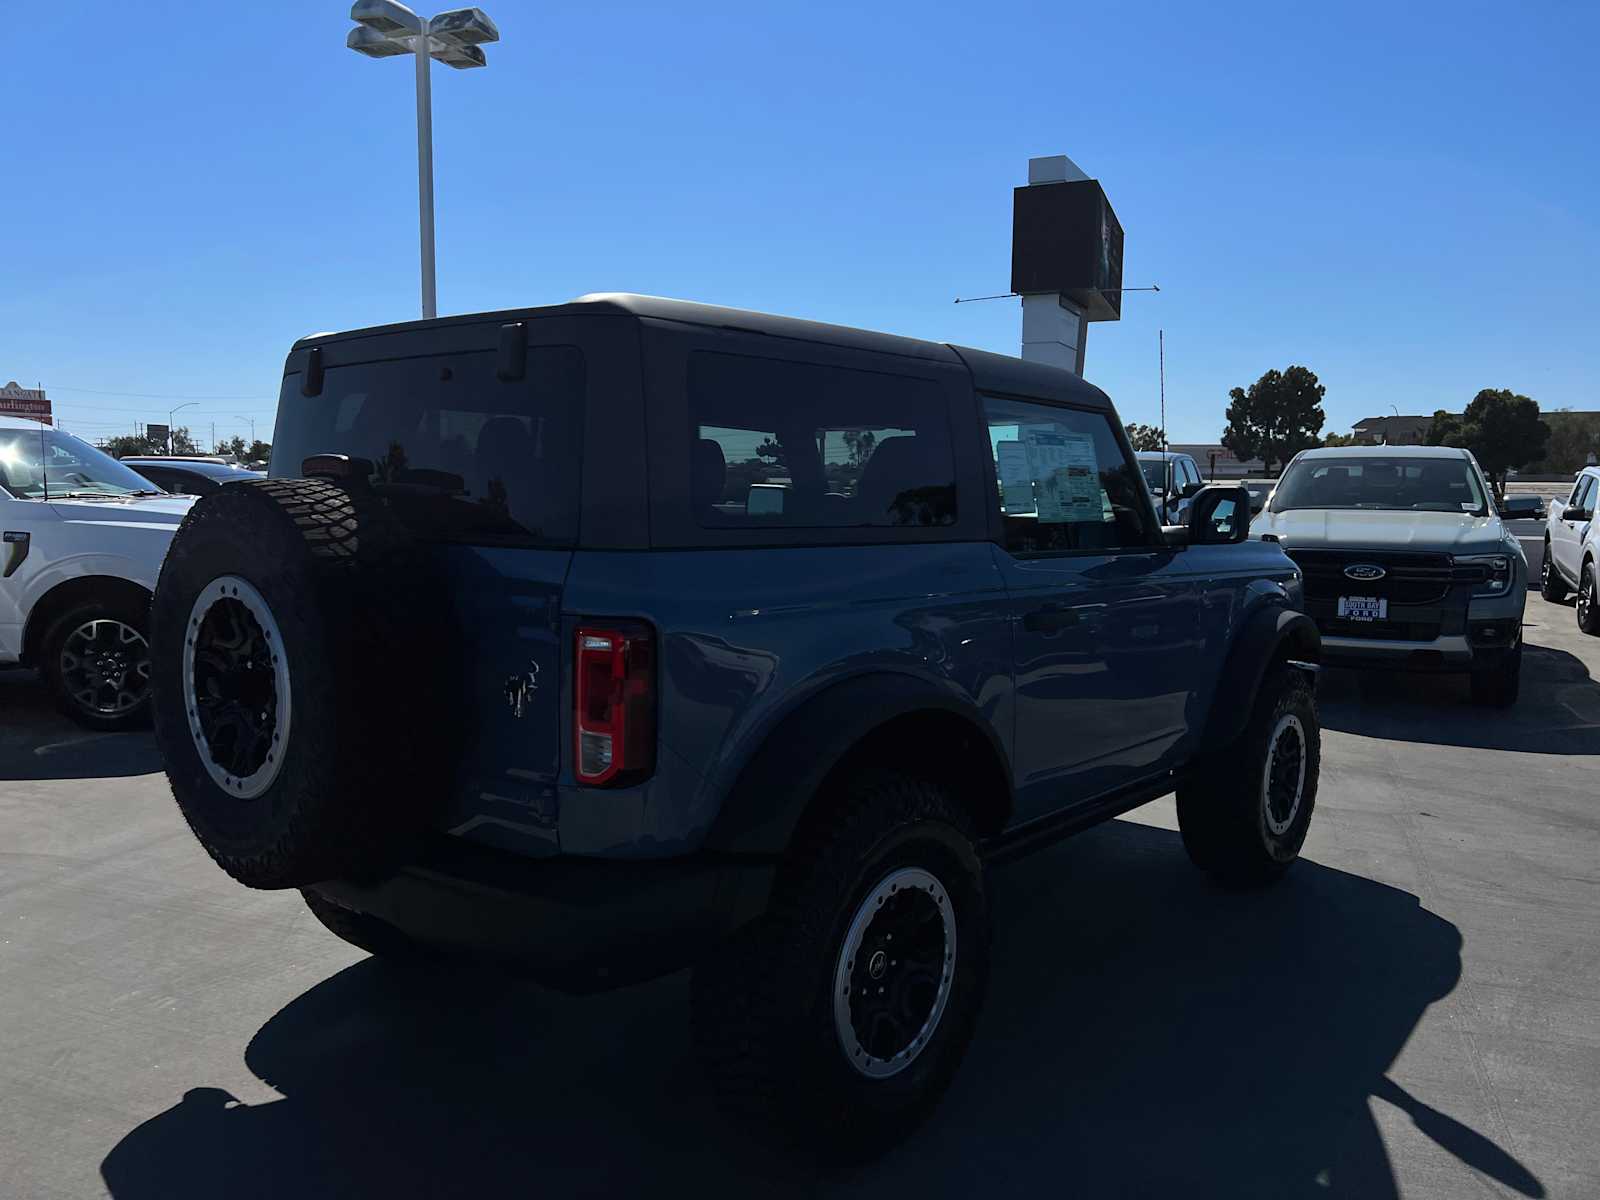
[40,597,153,732]
[300,889,429,962]
[1470,641,1522,708]
[1539,543,1568,602]
[691,773,988,1160]
[1578,561,1600,636]
[1177,665,1320,888]
[150,477,459,890]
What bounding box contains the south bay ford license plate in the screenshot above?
[1337,596,1388,621]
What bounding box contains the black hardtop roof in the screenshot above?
[290,292,1113,412]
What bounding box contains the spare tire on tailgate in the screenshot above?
[150,477,458,889]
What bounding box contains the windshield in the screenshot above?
[0,426,157,499]
[1139,459,1168,492]
[1272,456,1489,516]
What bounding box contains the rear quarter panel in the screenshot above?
[558,544,1012,856]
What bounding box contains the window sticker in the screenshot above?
[996,440,1034,513]
[1021,426,1102,523]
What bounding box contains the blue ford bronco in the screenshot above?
[150,294,1321,1155]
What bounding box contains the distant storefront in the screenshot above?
[0,382,51,424]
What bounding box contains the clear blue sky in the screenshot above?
[3,0,1595,446]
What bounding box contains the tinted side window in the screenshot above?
[1577,476,1598,511]
[273,347,584,546]
[981,396,1156,554]
[689,352,956,529]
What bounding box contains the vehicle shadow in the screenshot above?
[1318,642,1600,753]
[99,820,1543,1200]
[0,671,162,780]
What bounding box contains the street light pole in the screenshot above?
[168,401,198,454]
[414,16,437,320]
[348,3,499,322]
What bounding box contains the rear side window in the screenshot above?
[982,395,1157,554]
[689,352,956,529]
[273,347,584,546]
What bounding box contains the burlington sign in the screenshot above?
[0,382,51,424]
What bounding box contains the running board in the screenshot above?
[980,769,1192,867]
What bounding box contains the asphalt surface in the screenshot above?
[3,595,1598,1198]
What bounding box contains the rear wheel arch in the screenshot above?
[23,576,153,667]
[703,675,1013,859]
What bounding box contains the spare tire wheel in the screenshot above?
[150,477,457,889]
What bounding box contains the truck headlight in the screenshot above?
[1459,554,1512,596]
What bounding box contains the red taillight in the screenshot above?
[574,623,656,786]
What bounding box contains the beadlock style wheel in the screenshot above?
[1262,713,1308,837]
[181,575,292,800]
[831,866,958,1080]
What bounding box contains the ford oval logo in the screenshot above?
[1344,564,1387,581]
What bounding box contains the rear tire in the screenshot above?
[1579,561,1600,636]
[1470,641,1522,708]
[1539,544,1568,602]
[41,599,153,732]
[692,773,987,1160]
[1178,665,1320,888]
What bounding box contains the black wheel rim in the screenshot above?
[1582,573,1594,624]
[833,867,956,1079]
[1264,715,1306,835]
[192,598,278,779]
[59,619,151,716]
[1541,556,1551,591]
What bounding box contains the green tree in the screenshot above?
[1124,422,1165,451]
[1428,390,1549,495]
[1319,432,1358,447]
[100,434,162,457]
[247,439,272,465]
[1221,366,1326,473]
[213,435,248,460]
[1533,411,1600,474]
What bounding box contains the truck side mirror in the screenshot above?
[1188,484,1252,544]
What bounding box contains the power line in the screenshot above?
[44,384,277,402]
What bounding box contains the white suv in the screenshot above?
[0,417,195,728]
[1541,466,1600,634]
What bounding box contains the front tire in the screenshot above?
[1177,665,1320,888]
[1578,561,1600,636]
[41,600,153,732]
[692,773,988,1159]
[1540,543,1568,602]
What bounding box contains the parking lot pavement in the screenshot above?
[2,597,1598,1199]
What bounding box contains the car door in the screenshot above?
[0,493,43,661]
[983,394,1203,821]
[1554,475,1595,584]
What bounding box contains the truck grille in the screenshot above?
[1285,549,1478,608]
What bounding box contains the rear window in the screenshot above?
[689,352,956,529]
[272,347,583,546]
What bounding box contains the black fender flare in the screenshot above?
[702,672,1012,858]
[1202,605,1321,750]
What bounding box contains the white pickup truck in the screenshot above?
[1540,465,1600,634]
[0,416,194,728]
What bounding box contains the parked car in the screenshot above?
[0,416,195,728]
[120,455,261,496]
[1498,494,1546,521]
[1135,449,1206,524]
[1254,445,1526,706]
[149,294,1321,1156]
[1540,466,1600,634]
[1241,479,1275,515]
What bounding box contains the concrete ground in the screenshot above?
[2,595,1597,1198]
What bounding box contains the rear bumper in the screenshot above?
[307,835,776,992]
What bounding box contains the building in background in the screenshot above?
[0,382,51,424]
[1170,443,1266,479]
[1350,414,1433,445]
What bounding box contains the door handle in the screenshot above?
[1022,604,1082,633]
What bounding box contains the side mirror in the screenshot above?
[1188,484,1252,545]
[1570,506,1594,523]
[1181,480,1204,499]
[746,482,786,516]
